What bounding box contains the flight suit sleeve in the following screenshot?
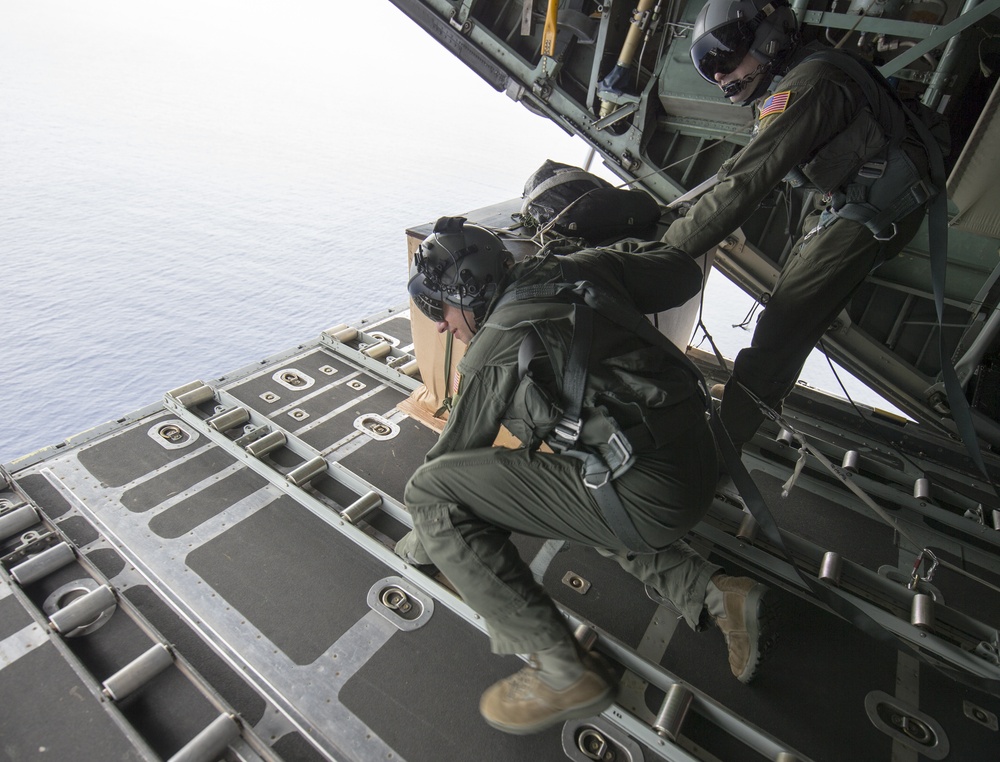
[662,68,857,257]
[571,240,703,314]
[422,331,523,462]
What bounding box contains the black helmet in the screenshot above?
[408,217,513,324]
[690,0,797,102]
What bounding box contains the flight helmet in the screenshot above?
[690,0,798,103]
[408,217,513,325]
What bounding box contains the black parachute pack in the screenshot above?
[520,160,661,244]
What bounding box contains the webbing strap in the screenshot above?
[806,49,998,497]
[566,450,657,553]
[562,306,593,435]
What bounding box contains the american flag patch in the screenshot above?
[759,90,792,119]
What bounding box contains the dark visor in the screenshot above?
[691,21,754,82]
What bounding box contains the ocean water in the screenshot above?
[0,1,892,465]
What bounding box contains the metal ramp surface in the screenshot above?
[2,306,1000,761]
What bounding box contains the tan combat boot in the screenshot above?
[479,651,615,735]
[706,574,777,683]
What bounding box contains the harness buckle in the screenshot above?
[874,222,898,242]
[583,463,612,490]
[858,159,887,179]
[552,416,582,450]
[606,431,634,477]
[911,178,934,205]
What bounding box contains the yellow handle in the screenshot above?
[541,0,559,58]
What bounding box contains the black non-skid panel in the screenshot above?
[364,315,414,348]
[917,655,1000,760]
[272,732,330,762]
[339,603,567,761]
[55,514,100,548]
[148,468,269,539]
[298,385,408,452]
[186,494,389,665]
[86,546,127,579]
[275,381,382,436]
[15,472,73,519]
[0,642,145,762]
[120,446,236,513]
[542,542,662,650]
[77,412,203,487]
[0,593,34,641]
[752,469,898,573]
[225,350,355,411]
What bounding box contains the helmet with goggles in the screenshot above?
[690,0,797,103]
[408,217,513,326]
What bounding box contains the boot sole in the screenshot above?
[482,686,614,736]
[739,584,780,684]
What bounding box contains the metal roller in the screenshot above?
[167,713,240,762]
[653,683,694,741]
[49,584,116,635]
[175,384,215,408]
[841,450,860,473]
[911,593,935,630]
[0,504,39,542]
[11,542,75,585]
[573,624,598,652]
[775,753,806,762]
[245,430,286,457]
[341,491,382,524]
[325,323,358,342]
[166,380,207,399]
[286,456,327,486]
[776,428,796,446]
[992,509,1000,531]
[398,359,420,377]
[737,512,758,543]
[818,551,843,585]
[913,477,931,501]
[362,341,392,360]
[206,406,250,432]
[102,643,174,701]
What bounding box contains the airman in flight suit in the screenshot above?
[396,217,776,735]
[671,0,936,451]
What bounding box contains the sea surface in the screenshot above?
[0,1,893,465]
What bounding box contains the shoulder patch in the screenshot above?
[759,90,792,119]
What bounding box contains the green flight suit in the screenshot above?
[403,241,721,655]
[663,44,929,448]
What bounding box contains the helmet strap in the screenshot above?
[721,62,766,100]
